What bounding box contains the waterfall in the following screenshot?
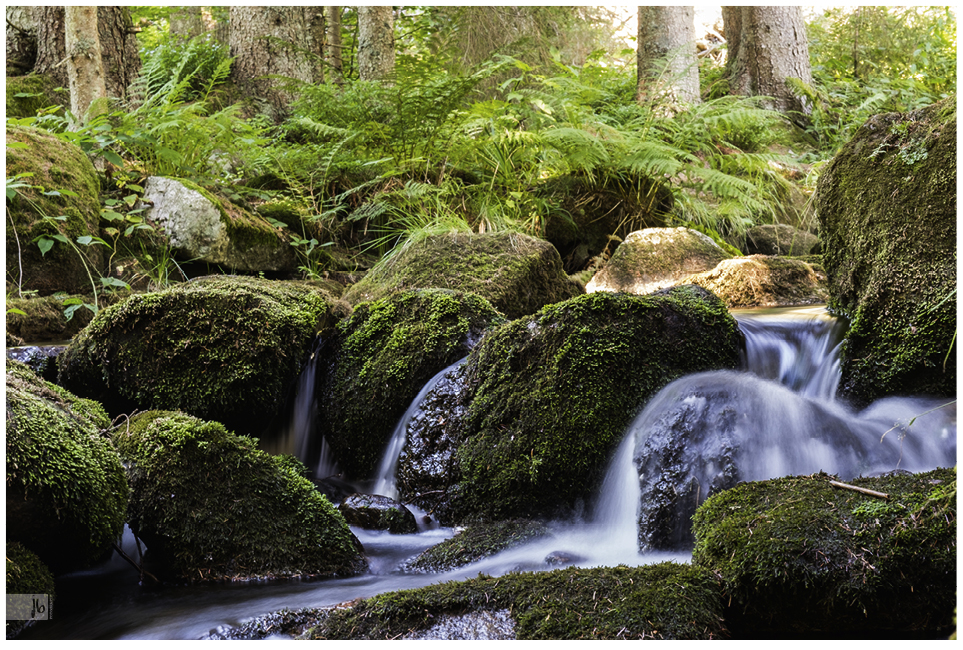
[372,357,468,500]
[597,306,956,552]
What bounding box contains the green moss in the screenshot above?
[815,100,956,403]
[6,360,128,574]
[341,231,584,320]
[402,519,550,573]
[303,562,727,640]
[5,542,57,639]
[691,469,957,636]
[682,255,828,308]
[320,288,504,479]
[5,74,66,119]
[450,285,743,521]
[175,178,283,252]
[113,410,367,582]
[57,276,337,435]
[5,290,132,343]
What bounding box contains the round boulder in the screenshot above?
[682,255,828,307]
[338,493,418,534]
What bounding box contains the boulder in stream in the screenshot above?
[692,468,957,637]
[5,359,128,574]
[681,254,828,307]
[57,275,341,437]
[815,99,956,404]
[338,493,418,534]
[113,410,368,582]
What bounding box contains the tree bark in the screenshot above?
[357,6,394,81]
[637,6,700,105]
[326,6,343,83]
[169,6,207,41]
[64,6,107,128]
[6,6,38,76]
[229,6,326,121]
[34,6,140,102]
[722,6,813,115]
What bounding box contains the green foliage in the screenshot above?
[139,33,232,100]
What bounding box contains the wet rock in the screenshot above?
[338,494,418,534]
[400,519,549,573]
[586,227,732,295]
[544,550,583,566]
[404,609,516,640]
[6,344,66,384]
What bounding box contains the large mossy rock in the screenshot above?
[585,227,732,295]
[5,542,56,640]
[692,469,956,637]
[400,519,549,574]
[113,410,368,582]
[681,255,828,307]
[6,125,103,295]
[814,100,956,404]
[5,360,128,574]
[340,232,584,320]
[447,285,744,521]
[318,288,504,480]
[58,276,340,436]
[302,562,727,640]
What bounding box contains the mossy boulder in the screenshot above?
[692,469,956,637]
[400,519,550,574]
[814,100,956,404]
[112,410,368,582]
[57,276,340,436]
[5,542,56,640]
[338,494,418,534]
[5,74,67,119]
[318,288,504,480]
[445,285,744,522]
[681,255,828,307]
[5,290,131,344]
[585,227,733,295]
[340,231,584,320]
[5,360,128,574]
[743,223,820,256]
[302,562,727,640]
[141,176,297,272]
[6,125,104,295]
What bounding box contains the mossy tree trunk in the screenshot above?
[228,6,326,120]
[722,5,812,116]
[64,6,107,129]
[637,6,700,105]
[357,6,394,81]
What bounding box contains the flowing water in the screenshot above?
[22,306,956,639]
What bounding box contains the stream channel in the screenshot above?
[21,306,957,639]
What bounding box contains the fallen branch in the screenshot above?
[829,480,889,500]
[112,541,160,584]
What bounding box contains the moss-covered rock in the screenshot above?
[318,288,504,480]
[302,562,727,640]
[57,276,339,436]
[814,100,956,404]
[6,125,104,295]
[5,74,67,119]
[341,232,584,320]
[585,227,733,295]
[112,410,368,582]
[338,493,418,534]
[446,285,744,521]
[681,255,828,307]
[5,360,128,574]
[5,290,132,344]
[743,223,820,256]
[5,542,57,640]
[692,469,956,637]
[400,519,549,574]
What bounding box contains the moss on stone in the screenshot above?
[814,100,956,404]
[5,74,67,120]
[302,562,727,640]
[743,224,820,256]
[5,359,128,574]
[341,231,585,320]
[57,276,338,436]
[112,410,368,583]
[449,285,744,521]
[401,519,550,573]
[6,125,104,295]
[692,468,957,637]
[319,288,504,480]
[5,541,57,639]
[5,290,132,343]
[682,255,828,308]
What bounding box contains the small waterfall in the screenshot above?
[372,357,468,500]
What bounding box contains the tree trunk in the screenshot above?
[6,6,39,76]
[229,6,326,121]
[170,6,207,41]
[722,6,813,115]
[637,6,700,105]
[326,6,343,83]
[34,6,140,102]
[64,6,107,128]
[357,6,394,81]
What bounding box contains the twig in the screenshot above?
[829,480,889,500]
[112,541,160,584]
